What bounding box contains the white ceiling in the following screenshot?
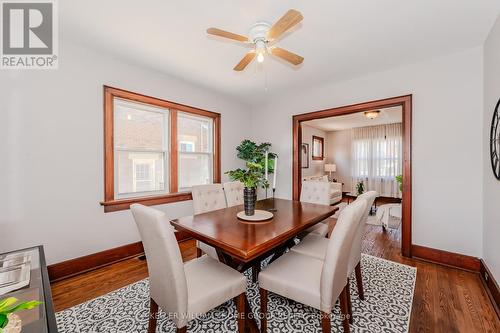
[303,106,402,131]
[61,1,500,106]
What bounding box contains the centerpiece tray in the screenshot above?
[237,210,274,223]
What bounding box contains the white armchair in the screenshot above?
[329,182,343,205]
[302,175,342,205]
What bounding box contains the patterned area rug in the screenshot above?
[56,254,416,333]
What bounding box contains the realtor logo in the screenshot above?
[1,0,58,69]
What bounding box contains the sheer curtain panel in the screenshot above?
[351,123,402,197]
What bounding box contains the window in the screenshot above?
[178,112,214,191]
[102,86,221,212]
[114,99,168,199]
[351,123,402,197]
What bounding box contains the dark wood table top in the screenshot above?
[170,198,338,262]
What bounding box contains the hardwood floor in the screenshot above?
[51,224,500,332]
[51,240,197,312]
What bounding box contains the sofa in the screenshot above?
[301,175,342,205]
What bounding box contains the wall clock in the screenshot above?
[491,98,500,180]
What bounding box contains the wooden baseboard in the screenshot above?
[411,244,481,272]
[48,231,191,282]
[480,259,500,319]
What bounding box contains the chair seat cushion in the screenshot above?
[185,256,246,318]
[259,251,323,311]
[196,240,219,260]
[290,234,329,260]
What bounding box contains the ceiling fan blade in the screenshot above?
[233,52,256,71]
[270,47,304,65]
[207,28,249,42]
[267,9,303,40]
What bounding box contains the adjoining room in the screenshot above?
[300,105,404,252]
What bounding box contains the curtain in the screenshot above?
[351,123,402,197]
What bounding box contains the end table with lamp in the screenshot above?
[324,163,336,181]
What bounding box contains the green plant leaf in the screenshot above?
[6,301,42,314]
[0,313,8,329]
[0,298,17,313]
[227,140,276,189]
[1,300,42,315]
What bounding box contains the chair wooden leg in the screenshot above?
[196,247,203,258]
[321,311,331,332]
[252,263,260,283]
[235,293,246,333]
[354,262,365,300]
[176,327,187,333]
[339,287,350,333]
[260,288,268,333]
[148,298,158,333]
[346,278,353,324]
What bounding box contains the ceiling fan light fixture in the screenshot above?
[207,9,304,71]
[364,110,381,119]
[255,39,266,63]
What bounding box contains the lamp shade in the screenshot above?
[324,164,336,172]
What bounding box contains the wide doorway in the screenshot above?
[292,96,412,257]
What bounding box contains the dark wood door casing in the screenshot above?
[292,95,412,257]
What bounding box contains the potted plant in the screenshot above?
[395,175,403,192]
[226,140,276,215]
[355,181,365,196]
[0,297,42,333]
[226,162,265,215]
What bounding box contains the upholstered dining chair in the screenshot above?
[223,181,244,207]
[258,199,367,333]
[131,204,247,333]
[191,184,227,259]
[290,191,378,321]
[300,180,335,237]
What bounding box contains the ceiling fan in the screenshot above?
[207,9,304,71]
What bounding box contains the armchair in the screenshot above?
[302,175,342,205]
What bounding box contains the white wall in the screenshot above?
[483,14,500,281]
[326,130,352,191]
[301,124,326,177]
[252,47,484,257]
[0,42,251,264]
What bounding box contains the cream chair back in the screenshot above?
[223,181,244,207]
[320,199,367,312]
[130,204,188,327]
[348,191,378,273]
[300,180,331,205]
[192,184,227,260]
[192,184,227,214]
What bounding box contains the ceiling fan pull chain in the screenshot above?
[265,64,269,92]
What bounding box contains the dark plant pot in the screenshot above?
[244,187,257,216]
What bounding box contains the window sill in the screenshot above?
[100,192,193,213]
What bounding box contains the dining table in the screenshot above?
[170,198,338,332]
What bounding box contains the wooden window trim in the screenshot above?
[100,86,221,212]
[311,135,324,160]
